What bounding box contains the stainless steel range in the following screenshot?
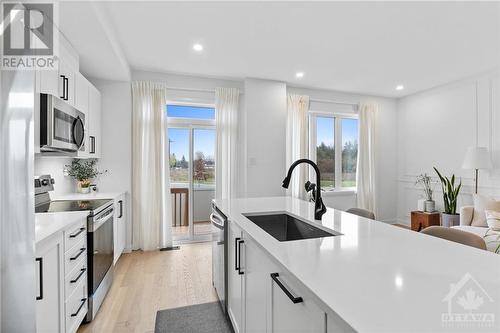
[35,175,114,322]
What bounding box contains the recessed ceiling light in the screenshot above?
[395,85,404,91]
[193,43,203,52]
[295,72,304,78]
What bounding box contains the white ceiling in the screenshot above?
[60,1,500,97]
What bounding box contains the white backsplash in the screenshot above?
[34,156,76,196]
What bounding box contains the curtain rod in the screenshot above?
[164,86,243,94]
[309,98,359,108]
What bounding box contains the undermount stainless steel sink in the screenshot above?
[243,213,341,242]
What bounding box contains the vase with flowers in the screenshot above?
[415,173,436,212]
[65,159,106,194]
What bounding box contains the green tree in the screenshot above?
[169,153,177,168]
[194,151,207,182]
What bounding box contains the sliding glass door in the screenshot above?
[167,104,216,244]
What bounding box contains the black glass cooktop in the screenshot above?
[35,199,112,213]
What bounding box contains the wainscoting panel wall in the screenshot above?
[396,71,500,224]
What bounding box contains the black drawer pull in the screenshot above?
[234,237,240,271]
[271,273,303,304]
[71,298,87,317]
[70,248,85,261]
[237,240,244,275]
[70,268,86,284]
[36,257,43,300]
[69,227,85,238]
[118,200,123,218]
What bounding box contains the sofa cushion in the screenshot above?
[485,210,500,230]
[452,226,500,253]
[471,194,500,227]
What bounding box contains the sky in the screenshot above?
[167,105,215,160]
[316,117,358,147]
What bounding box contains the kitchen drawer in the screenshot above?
[65,258,87,301]
[65,279,87,333]
[64,221,86,253]
[64,237,86,277]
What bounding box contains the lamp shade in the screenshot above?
[462,147,493,169]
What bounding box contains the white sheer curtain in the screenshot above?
[286,94,310,200]
[356,102,378,216]
[215,87,240,200]
[131,81,173,251]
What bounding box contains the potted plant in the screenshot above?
[415,174,435,212]
[433,167,462,227]
[66,159,106,194]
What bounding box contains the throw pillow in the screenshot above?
[485,210,500,231]
[472,194,500,227]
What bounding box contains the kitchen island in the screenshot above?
[214,196,500,332]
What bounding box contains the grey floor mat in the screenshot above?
[155,302,233,333]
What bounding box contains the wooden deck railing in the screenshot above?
[171,188,189,226]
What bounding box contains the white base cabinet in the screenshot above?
[36,232,65,333]
[227,220,354,333]
[36,218,88,333]
[113,193,126,264]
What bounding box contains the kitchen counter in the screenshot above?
[214,196,500,332]
[35,211,89,243]
[52,191,125,201]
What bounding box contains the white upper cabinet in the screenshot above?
[88,84,102,158]
[74,73,89,114]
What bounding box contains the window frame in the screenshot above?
[309,110,358,194]
[166,101,216,127]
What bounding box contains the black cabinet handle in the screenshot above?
[71,298,87,317]
[64,77,69,101]
[118,200,123,218]
[271,273,303,304]
[89,136,95,154]
[237,240,244,275]
[70,248,85,261]
[60,75,66,99]
[234,237,240,271]
[70,268,86,284]
[69,227,85,238]
[36,257,43,300]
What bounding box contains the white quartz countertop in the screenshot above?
[52,191,125,201]
[35,211,88,243]
[214,196,500,332]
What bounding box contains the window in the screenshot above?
[310,113,358,191]
[167,104,215,120]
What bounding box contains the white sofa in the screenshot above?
[454,206,500,253]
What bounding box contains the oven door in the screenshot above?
[211,204,226,312]
[88,208,114,294]
[40,93,85,152]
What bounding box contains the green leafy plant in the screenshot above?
[433,167,462,215]
[66,159,106,187]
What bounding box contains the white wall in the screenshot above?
[287,86,399,221]
[242,78,288,198]
[396,71,500,224]
[90,79,133,249]
[34,157,74,196]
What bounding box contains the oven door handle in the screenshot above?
[210,213,224,230]
[90,211,114,232]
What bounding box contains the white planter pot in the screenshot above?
[441,213,459,227]
[424,200,435,213]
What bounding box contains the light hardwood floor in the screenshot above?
[78,242,217,333]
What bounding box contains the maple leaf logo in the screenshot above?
[457,289,484,311]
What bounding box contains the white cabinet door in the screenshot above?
[88,85,102,158]
[244,235,279,333]
[59,60,75,107]
[113,194,126,264]
[74,73,89,114]
[228,222,244,333]
[270,271,326,333]
[37,69,60,96]
[36,232,65,333]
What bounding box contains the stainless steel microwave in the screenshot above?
[39,93,85,153]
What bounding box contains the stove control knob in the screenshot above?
[41,179,49,186]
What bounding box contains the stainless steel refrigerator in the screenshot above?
[1,69,36,331]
